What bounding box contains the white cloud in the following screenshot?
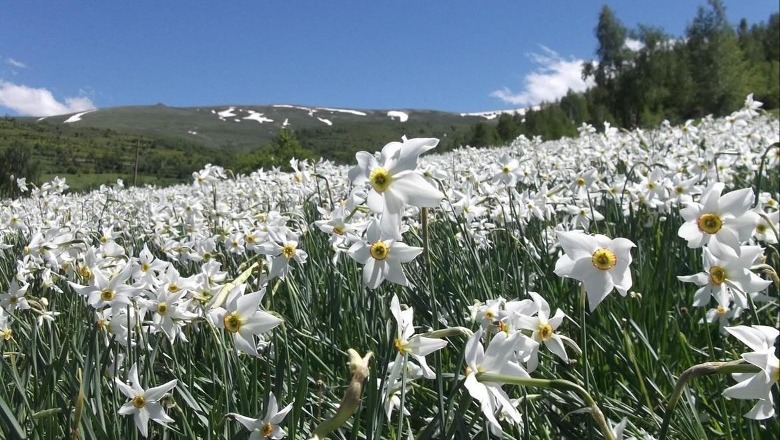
[0,81,96,116]
[490,46,595,107]
[6,58,27,69]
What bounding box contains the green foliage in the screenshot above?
[467,122,500,147]
[0,142,39,198]
[0,117,225,192]
[234,128,316,172]
[521,105,578,141]
[518,4,780,141]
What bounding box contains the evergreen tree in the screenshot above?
[686,0,748,115]
[468,122,499,147]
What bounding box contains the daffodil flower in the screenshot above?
[463,329,529,436]
[678,182,757,256]
[71,263,139,310]
[347,220,423,289]
[348,137,444,239]
[227,392,293,439]
[515,292,580,372]
[115,363,177,438]
[389,294,447,379]
[677,245,771,309]
[553,230,635,311]
[722,325,779,420]
[209,285,283,356]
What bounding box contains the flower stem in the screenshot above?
[476,373,615,440]
[658,360,760,440]
[311,349,373,440]
[397,353,408,439]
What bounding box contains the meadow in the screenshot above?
[0,96,777,439]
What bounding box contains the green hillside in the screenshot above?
[0,104,496,194]
[31,104,486,153]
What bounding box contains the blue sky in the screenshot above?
[1,1,777,116]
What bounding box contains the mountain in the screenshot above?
[2,103,523,192]
[30,103,521,153]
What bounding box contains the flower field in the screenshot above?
[1,96,778,439]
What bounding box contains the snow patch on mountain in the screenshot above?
[64,110,97,123]
[460,108,530,120]
[244,110,274,124]
[387,111,408,122]
[317,107,367,116]
[217,107,238,119]
[317,117,333,126]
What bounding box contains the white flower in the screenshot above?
[347,220,423,289]
[348,137,444,239]
[490,153,520,187]
[553,230,635,311]
[515,292,580,372]
[678,182,757,256]
[677,245,771,309]
[209,285,283,356]
[69,264,138,310]
[227,392,293,439]
[389,294,447,379]
[463,329,528,436]
[115,363,177,438]
[752,209,778,244]
[722,325,779,420]
[258,233,307,280]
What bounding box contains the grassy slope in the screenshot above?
[3,105,490,189]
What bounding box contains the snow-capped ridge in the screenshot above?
[64,110,97,123]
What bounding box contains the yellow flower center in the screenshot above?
[756,224,767,234]
[157,302,168,315]
[709,266,727,285]
[141,262,150,272]
[715,305,726,316]
[591,248,617,271]
[333,225,345,235]
[132,395,146,408]
[484,310,495,321]
[576,177,586,186]
[696,213,723,234]
[79,266,93,279]
[369,167,392,193]
[261,422,274,437]
[394,338,408,354]
[246,234,255,244]
[100,289,115,302]
[168,284,180,293]
[538,322,554,341]
[281,243,296,260]
[2,329,12,341]
[369,242,389,261]
[223,312,243,333]
[502,166,510,174]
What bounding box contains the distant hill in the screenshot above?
[29,104,523,153]
[2,104,524,192]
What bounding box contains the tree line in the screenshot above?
[466,0,779,146]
